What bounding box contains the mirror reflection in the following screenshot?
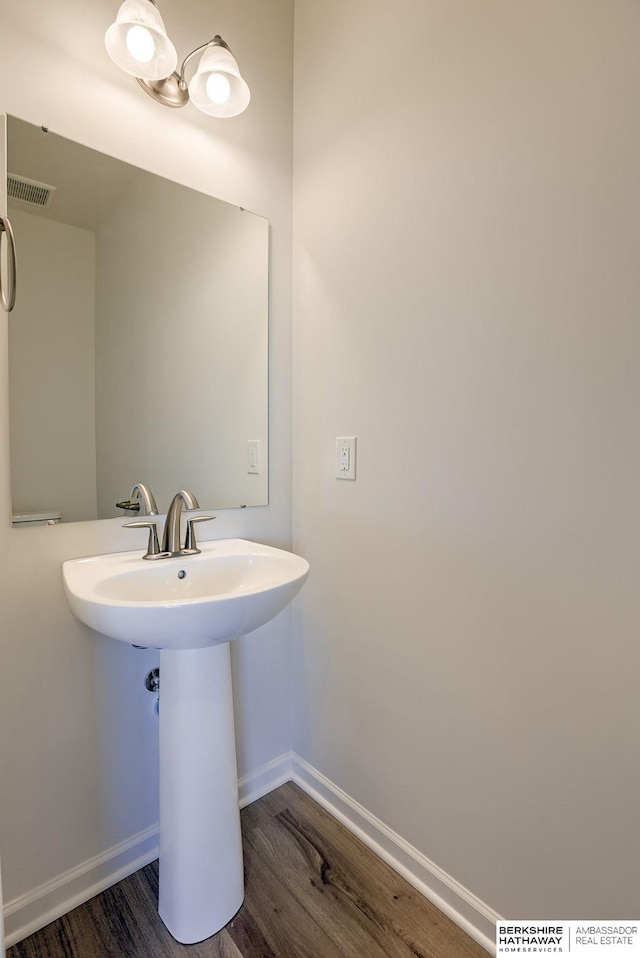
[7,116,269,526]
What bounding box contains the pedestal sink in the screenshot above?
[62,538,309,944]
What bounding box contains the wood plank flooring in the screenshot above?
[8,782,489,958]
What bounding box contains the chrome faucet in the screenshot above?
[116,482,159,515]
[162,490,200,556]
[131,483,159,515]
[124,488,215,559]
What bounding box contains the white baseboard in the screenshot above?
[238,751,292,808]
[4,752,498,955]
[3,824,159,949]
[290,752,498,956]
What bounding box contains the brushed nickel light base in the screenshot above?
[136,72,189,108]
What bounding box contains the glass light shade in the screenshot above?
[105,0,177,81]
[188,45,250,118]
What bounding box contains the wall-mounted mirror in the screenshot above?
[5,115,268,525]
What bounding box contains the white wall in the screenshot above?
[9,210,97,522]
[292,0,640,922]
[0,0,293,935]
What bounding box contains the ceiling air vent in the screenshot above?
[8,173,57,209]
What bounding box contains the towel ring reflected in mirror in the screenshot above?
[0,214,16,312]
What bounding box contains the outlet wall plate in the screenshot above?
[335,436,357,480]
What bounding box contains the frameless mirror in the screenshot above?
[6,115,268,525]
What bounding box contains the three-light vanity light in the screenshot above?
[105,0,250,118]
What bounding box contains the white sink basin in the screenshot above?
[62,538,309,650]
[62,536,310,944]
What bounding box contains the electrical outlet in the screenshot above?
[335,436,356,480]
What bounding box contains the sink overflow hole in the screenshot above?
[178,570,187,579]
[145,668,160,693]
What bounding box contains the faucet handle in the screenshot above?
[123,520,167,560]
[116,499,140,512]
[183,515,216,554]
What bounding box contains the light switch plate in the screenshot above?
[247,440,260,474]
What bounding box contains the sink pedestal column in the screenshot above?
[158,643,244,944]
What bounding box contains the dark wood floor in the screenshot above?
[8,782,488,958]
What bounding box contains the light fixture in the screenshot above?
[105,0,250,118]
